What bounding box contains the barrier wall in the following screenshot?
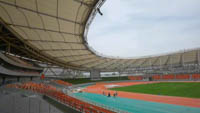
[192,74,200,80]
[176,75,190,80]
[128,76,143,80]
[162,75,175,80]
[152,75,161,80]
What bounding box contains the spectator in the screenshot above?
[113,93,116,97]
[107,92,111,97]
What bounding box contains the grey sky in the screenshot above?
[87,0,200,58]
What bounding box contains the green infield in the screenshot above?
[111,82,200,98]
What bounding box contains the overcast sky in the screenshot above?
[87,0,200,58]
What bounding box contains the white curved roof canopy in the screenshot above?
[0,0,199,71]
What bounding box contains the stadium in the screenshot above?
[0,0,200,113]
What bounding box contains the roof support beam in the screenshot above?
[0,24,2,32]
[181,52,184,66]
[7,24,81,36]
[90,59,114,69]
[79,58,103,67]
[85,59,108,68]
[54,53,92,59]
[124,60,139,69]
[140,59,148,66]
[94,60,115,69]
[164,55,171,66]
[41,48,86,52]
[115,60,132,69]
[151,57,160,66]
[73,0,93,7]
[67,56,96,63]
[99,60,119,70]
[110,60,128,69]
[24,39,82,44]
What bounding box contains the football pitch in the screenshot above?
[111,82,200,98]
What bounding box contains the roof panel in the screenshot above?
[58,0,80,21]
[0,3,13,24]
[41,15,59,31]
[76,5,89,23]
[23,10,44,29]
[1,0,199,71]
[2,4,28,26]
[0,0,15,4]
[17,0,36,11]
[71,57,100,66]
[37,0,57,16]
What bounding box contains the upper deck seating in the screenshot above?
[0,52,43,70]
[0,65,40,76]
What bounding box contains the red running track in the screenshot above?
[83,81,200,108]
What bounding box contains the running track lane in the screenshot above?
[83,81,200,108]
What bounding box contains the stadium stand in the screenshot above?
[0,0,199,112]
[54,80,72,86]
[6,82,115,113]
[129,74,200,81]
[0,52,43,85]
[0,52,42,70]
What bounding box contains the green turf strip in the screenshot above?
[62,76,129,84]
[111,82,200,98]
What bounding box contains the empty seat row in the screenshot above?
[53,80,72,86]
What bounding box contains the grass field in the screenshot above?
[111,82,200,98]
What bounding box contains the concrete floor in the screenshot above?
[0,88,64,113]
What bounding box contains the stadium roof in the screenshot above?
[0,0,199,71]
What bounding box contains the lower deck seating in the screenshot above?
[6,82,115,113]
[53,80,72,86]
